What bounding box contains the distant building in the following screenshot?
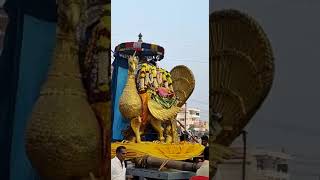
[176,106,200,130]
[0,7,8,52]
[176,106,208,136]
[217,146,291,180]
[193,120,209,133]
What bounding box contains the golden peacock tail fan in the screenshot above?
[170,65,195,107]
[213,49,263,121]
[210,9,274,96]
[210,9,275,147]
[209,89,242,175]
[172,77,189,105]
[211,88,246,144]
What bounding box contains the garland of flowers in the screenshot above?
[96,6,110,50]
[82,4,110,103]
[135,63,177,109]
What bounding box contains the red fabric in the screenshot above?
[189,176,209,180]
[133,48,142,52]
[125,42,134,48]
[157,87,174,97]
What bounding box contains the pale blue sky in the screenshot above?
[112,0,209,120]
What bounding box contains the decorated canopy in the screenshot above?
[114,41,164,60]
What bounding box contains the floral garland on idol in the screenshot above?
[80,3,111,178]
[136,62,177,109]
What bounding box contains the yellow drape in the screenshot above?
[111,142,205,160]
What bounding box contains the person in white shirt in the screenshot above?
[111,146,127,180]
[196,146,209,177]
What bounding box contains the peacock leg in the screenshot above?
[131,116,142,143]
[171,119,179,143]
[150,118,165,142]
[165,124,173,143]
[129,137,136,143]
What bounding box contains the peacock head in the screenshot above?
[57,0,85,32]
[128,56,139,74]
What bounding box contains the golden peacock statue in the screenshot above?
[25,0,110,179]
[209,9,275,175]
[119,55,195,144]
[110,38,205,161]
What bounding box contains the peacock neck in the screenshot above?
[49,29,80,75]
[40,15,86,97]
[127,73,136,81]
[128,70,135,76]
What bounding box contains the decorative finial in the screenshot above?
[138,33,143,42]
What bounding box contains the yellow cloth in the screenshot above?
[111,142,205,160]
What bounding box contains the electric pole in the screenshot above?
[184,103,187,140]
[242,130,247,180]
